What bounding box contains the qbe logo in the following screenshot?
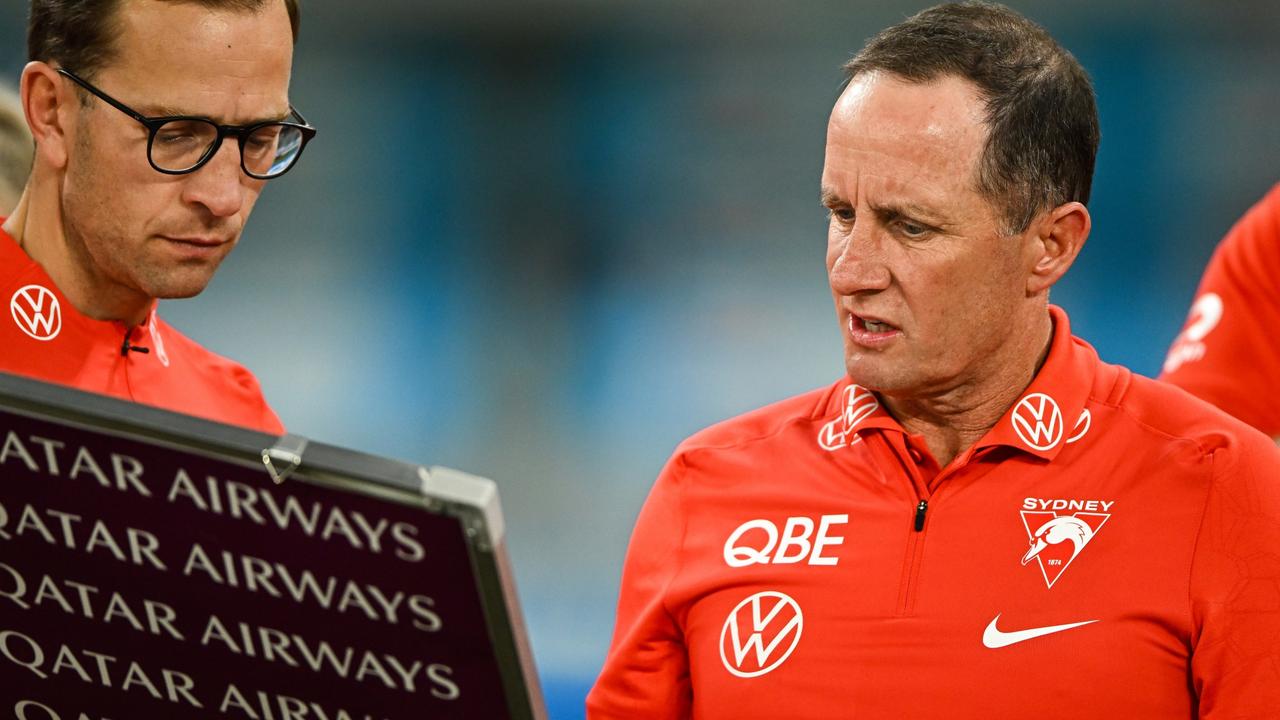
[10,285,61,341]
[723,515,848,567]
[719,591,803,678]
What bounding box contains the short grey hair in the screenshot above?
[845,2,1100,234]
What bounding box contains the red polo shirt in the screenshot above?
[1162,183,1280,437]
[0,224,283,434]
[589,306,1280,719]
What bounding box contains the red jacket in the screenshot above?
[1,224,283,434]
[589,306,1280,719]
[1162,183,1280,437]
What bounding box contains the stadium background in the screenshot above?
[3,1,1279,716]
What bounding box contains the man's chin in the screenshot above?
[160,289,206,300]
[146,276,216,300]
[844,358,900,393]
[142,259,229,300]
[845,368,892,393]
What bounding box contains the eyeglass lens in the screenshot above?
[150,119,304,177]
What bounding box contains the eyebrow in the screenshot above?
[136,104,293,126]
[820,188,949,226]
[869,200,948,226]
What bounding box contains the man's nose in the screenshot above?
[181,140,246,218]
[828,223,891,295]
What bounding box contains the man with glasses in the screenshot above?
[0,0,313,433]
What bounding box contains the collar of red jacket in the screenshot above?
[0,220,162,347]
[823,305,1095,462]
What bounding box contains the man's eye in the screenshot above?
[829,208,855,223]
[155,120,212,147]
[897,220,929,238]
[245,137,275,153]
[156,131,198,146]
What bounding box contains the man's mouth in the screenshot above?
[850,314,898,333]
[864,318,892,333]
[162,235,228,247]
[847,313,902,347]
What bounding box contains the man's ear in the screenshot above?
[1026,201,1090,296]
[21,62,73,170]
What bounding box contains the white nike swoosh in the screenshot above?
[982,613,1099,649]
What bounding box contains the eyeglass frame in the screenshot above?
[56,67,316,179]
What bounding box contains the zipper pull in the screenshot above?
[914,499,928,532]
[121,333,150,356]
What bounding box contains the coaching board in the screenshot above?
[0,372,545,720]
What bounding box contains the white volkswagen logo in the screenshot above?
[817,385,880,451]
[719,591,804,678]
[10,284,62,341]
[842,385,879,429]
[1011,393,1063,451]
[1066,408,1091,444]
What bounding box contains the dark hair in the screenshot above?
[844,1,1099,233]
[28,0,300,80]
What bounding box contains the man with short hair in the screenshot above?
[1,0,314,433]
[588,3,1280,718]
[0,83,33,213]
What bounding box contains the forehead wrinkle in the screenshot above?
[821,186,846,206]
[829,112,987,223]
[841,149,955,211]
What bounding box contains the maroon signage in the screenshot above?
[0,407,514,719]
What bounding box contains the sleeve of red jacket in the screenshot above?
[227,363,286,435]
[586,453,692,720]
[1161,184,1280,437]
[1189,432,1280,717]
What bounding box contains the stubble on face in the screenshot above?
[822,73,1041,403]
[53,0,290,320]
[61,115,239,314]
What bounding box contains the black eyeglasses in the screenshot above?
[58,68,316,180]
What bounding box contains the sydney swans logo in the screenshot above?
[1020,498,1112,589]
[10,284,62,341]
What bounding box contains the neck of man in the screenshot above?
[879,307,1054,468]
[3,175,153,327]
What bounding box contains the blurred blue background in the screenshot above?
[4,1,1280,716]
